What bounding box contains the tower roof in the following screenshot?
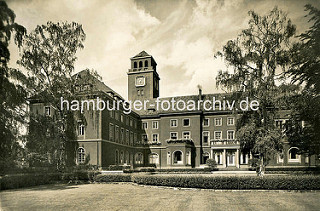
[131,50,151,59]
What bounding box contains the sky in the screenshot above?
[7,0,319,99]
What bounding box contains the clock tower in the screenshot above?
[127,51,160,102]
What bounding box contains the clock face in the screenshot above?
[136,76,145,87]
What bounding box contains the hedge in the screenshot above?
[94,174,132,182]
[93,174,320,190]
[0,173,61,190]
[131,175,320,190]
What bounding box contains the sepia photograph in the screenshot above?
[1,0,320,210]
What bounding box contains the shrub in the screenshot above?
[206,159,217,170]
[94,174,132,182]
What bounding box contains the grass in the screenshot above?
[1,183,320,210]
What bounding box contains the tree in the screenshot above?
[286,5,320,159]
[216,7,296,174]
[0,1,27,172]
[18,21,86,169]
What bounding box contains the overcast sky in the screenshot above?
[7,0,317,99]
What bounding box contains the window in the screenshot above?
[170,132,178,140]
[78,124,85,136]
[109,124,114,140]
[142,122,148,129]
[167,151,171,165]
[115,126,119,142]
[110,110,114,118]
[288,147,300,162]
[45,106,51,116]
[240,153,248,164]
[120,114,124,122]
[130,119,133,127]
[203,131,210,146]
[142,134,148,143]
[227,117,234,126]
[214,131,222,140]
[78,148,85,164]
[133,61,137,68]
[152,134,159,143]
[182,131,190,139]
[120,151,124,164]
[173,151,183,164]
[215,151,223,164]
[121,128,124,144]
[203,118,209,127]
[130,132,133,145]
[145,60,148,67]
[115,112,119,121]
[203,152,210,164]
[115,150,119,164]
[186,151,191,165]
[183,118,190,127]
[170,119,178,127]
[135,152,143,164]
[152,121,158,129]
[126,130,129,145]
[149,153,159,164]
[134,133,137,144]
[278,150,284,163]
[227,131,234,140]
[215,118,222,126]
[139,61,143,68]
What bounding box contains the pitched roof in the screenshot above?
[131,51,151,59]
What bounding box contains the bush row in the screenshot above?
[0,170,101,190]
[132,175,320,190]
[94,174,320,190]
[0,173,61,190]
[94,174,132,182]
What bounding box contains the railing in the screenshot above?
[210,139,239,146]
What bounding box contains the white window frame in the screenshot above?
[78,124,85,136]
[227,117,234,126]
[170,119,178,127]
[170,132,178,140]
[135,152,143,164]
[240,153,248,164]
[152,133,159,143]
[183,118,190,127]
[203,118,210,127]
[227,130,235,140]
[77,147,85,164]
[182,131,191,139]
[152,121,159,129]
[215,118,222,126]
[214,131,222,140]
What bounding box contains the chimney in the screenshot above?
[197,85,202,100]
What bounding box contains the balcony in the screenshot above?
[210,139,240,149]
[167,139,194,145]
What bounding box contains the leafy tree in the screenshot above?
[286,4,320,159]
[18,21,86,169]
[0,1,26,172]
[216,7,296,174]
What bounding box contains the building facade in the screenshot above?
[30,51,318,169]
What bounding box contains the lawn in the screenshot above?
[1,183,319,211]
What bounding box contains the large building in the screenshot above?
[30,51,318,169]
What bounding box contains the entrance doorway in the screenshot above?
[227,150,235,166]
